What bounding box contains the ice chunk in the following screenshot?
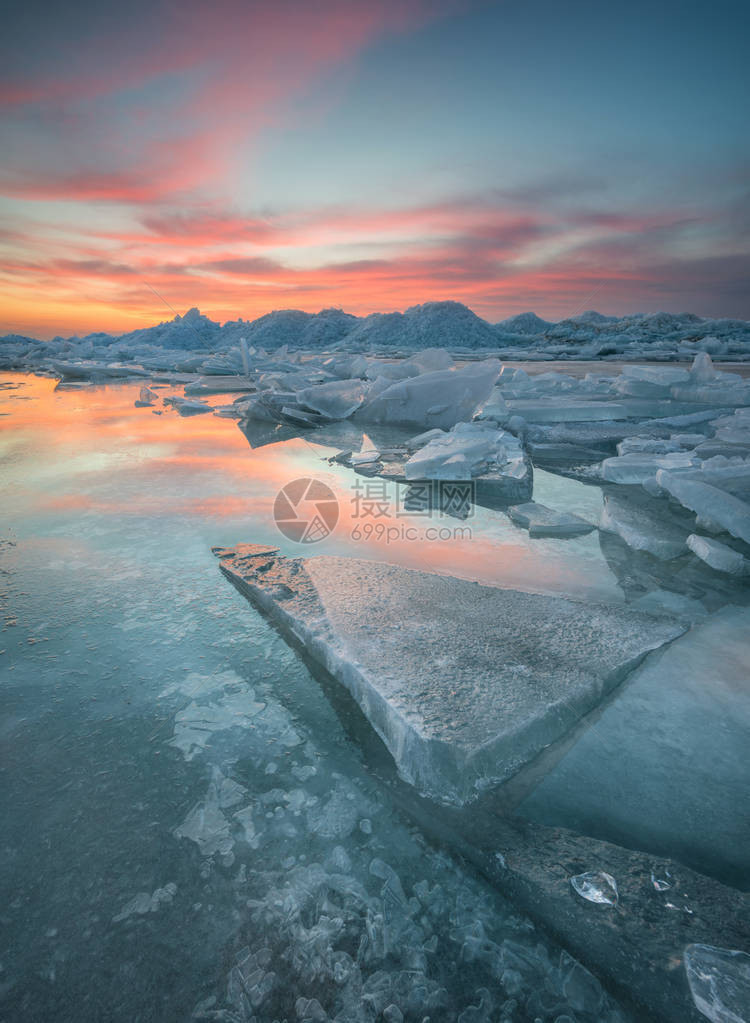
[184,375,255,395]
[508,502,594,538]
[296,379,366,420]
[233,804,260,849]
[684,944,750,1023]
[505,400,629,423]
[632,589,706,621]
[623,364,691,386]
[406,347,454,373]
[174,780,234,858]
[600,493,689,560]
[163,395,212,416]
[569,871,618,906]
[405,427,447,452]
[113,882,177,922]
[405,422,523,481]
[691,351,717,384]
[457,988,493,1022]
[561,955,605,1015]
[217,549,684,803]
[169,685,266,760]
[687,534,749,575]
[135,386,158,407]
[600,450,699,484]
[306,783,359,839]
[518,606,750,886]
[357,360,501,430]
[321,352,369,379]
[657,471,750,545]
[351,449,381,466]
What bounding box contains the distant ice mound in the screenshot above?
[2,301,750,370]
[116,307,221,350]
[239,307,358,349]
[495,311,553,335]
[343,301,499,350]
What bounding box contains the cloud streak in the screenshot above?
[1,0,748,336]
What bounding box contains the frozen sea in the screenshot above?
[1,372,747,1022]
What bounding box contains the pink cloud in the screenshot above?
[0,1,460,203]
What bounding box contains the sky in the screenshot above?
[1,0,749,338]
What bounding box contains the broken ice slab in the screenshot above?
[599,450,699,484]
[507,501,594,538]
[50,359,150,381]
[599,491,690,560]
[296,378,367,420]
[356,359,501,430]
[217,549,684,803]
[684,944,750,1023]
[517,605,750,887]
[503,399,629,423]
[657,471,750,546]
[163,395,212,416]
[687,533,750,575]
[184,375,256,395]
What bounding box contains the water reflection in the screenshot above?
[1,372,633,1023]
[2,374,624,603]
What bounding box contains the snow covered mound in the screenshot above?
[495,311,553,335]
[340,301,500,350]
[2,303,749,371]
[117,307,222,350]
[239,308,358,349]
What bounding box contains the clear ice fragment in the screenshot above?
[684,943,750,1023]
[569,871,618,906]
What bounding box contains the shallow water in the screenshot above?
[1,375,636,1021]
[1,372,747,1020]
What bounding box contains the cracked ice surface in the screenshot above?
[219,549,684,803]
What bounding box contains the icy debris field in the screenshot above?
[2,357,750,1022]
[0,376,634,1022]
[3,302,750,371]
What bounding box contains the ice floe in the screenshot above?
[218,547,684,803]
[508,501,594,538]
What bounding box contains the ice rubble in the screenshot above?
[217,546,683,804]
[403,422,526,481]
[9,306,749,582]
[5,302,750,386]
[335,421,534,507]
[5,302,750,374]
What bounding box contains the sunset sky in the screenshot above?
[1,0,749,339]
